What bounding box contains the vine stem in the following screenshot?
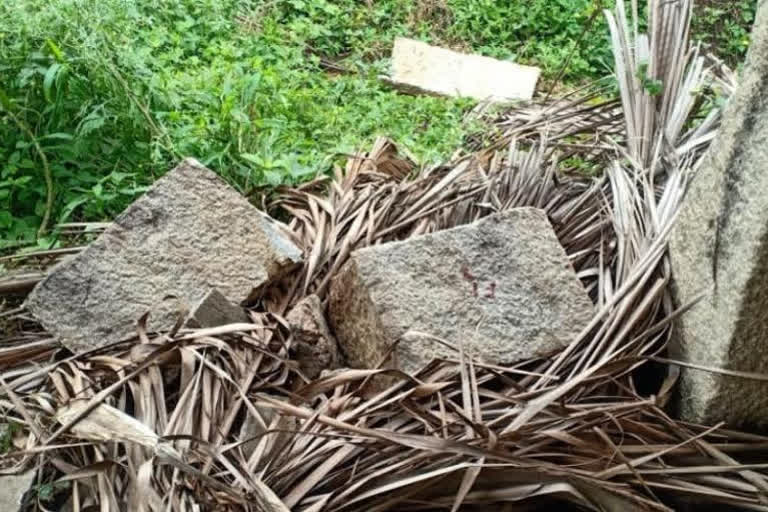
[544,0,605,102]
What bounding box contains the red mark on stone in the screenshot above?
[484,282,496,299]
[461,264,479,297]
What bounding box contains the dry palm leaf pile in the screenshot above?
[2,1,767,510]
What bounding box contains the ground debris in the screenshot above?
[2,1,765,511]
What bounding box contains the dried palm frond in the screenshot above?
[0,1,758,511]
[266,135,604,311]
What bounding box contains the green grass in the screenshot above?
[0,0,756,250]
[692,0,756,68]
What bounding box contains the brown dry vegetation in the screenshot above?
[1,1,767,511]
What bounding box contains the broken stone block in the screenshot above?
[0,471,35,511]
[286,294,341,378]
[26,158,302,353]
[669,2,768,428]
[390,37,540,102]
[184,288,249,328]
[329,207,594,374]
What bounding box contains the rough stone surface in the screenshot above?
[329,207,594,374]
[0,471,34,511]
[184,288,249,328]
[286,294,341,378]
[391,37,540,102]
[26,158,302,353]
[669,2,768,428]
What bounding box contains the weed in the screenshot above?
[0,0,480,249]
[0,421,20,453]
[692,0,755,68]
[32,481,70,503]
[0,0,756,247]
[636,62,663,96]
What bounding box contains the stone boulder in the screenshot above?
[27,158,302,353]
[669,1,768,427]
[329,207,594,374]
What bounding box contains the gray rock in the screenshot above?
[286,295,341,378]
[329,207,594,374]
[669,2,768,427]
[185,288,249,328]
[0,471,34,511]
[390,37,540,102]
[27,158,302,353]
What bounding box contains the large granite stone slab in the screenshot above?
[27,158,302,353]
[329,207,594,374]
[669,2,768,427]
[390,37,540,102]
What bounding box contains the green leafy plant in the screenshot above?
[0,0,754,248]
[636,62,664,96]
[0,0,481,249]
[692,0,755,67]
[32,481,70,503]
[0,421,20,453]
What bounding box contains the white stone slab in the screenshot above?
[390,37,540,102]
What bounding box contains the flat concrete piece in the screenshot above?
[669,1,768,428]
[390,37,540,102]
[329,207,594,374]
[27,158,302,353]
